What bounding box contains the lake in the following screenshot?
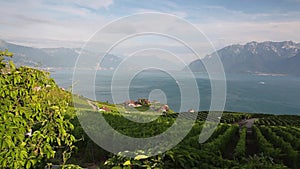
[51,70,300,115]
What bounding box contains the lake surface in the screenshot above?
[51,70,300,115]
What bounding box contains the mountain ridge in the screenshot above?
[0,40,183,71]
[0,40,122,70]
[2,40,300,74]
[188,41,300,75]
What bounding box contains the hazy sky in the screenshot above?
[1,0,300,61]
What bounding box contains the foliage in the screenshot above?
[0,50,77,168]
[259,126,298,168]
[0,49,13,58]
[255,115,300,126]
[234,127,247,159]
[233,153,289,169]
[102,123,239,169]
[204,125,239,153]
[0,49,14,72]
[174,111,250,123]
[72,108,300,168]
[253,126,280,158]
[271,127,300,151]
[105,151,164,169]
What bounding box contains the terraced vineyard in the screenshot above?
[249,115,300,169]
[255,115,300,126]
[70,109,300,169]
[164,111,250,123]
[48,95,300,169]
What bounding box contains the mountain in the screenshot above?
[0,40,122,70]
[0,39,52,67]
[276,52,300,76]
[188,41,300,75]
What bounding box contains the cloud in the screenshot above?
[134,8,187,18]
[13,14,54,25]
[45,4,92,17]
[0,0,114,47]
[1,0,300,63]
[186,4,300,23]
[196,21,300,50]
[74,0,114,9]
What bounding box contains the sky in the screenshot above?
[1,0,300,62]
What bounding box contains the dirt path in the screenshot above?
[244,118,257,129]
[243,118,259,156]
[87,100,99,111]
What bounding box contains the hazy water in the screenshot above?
[51,70,300,115]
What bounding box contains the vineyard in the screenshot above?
[71,108,300,168]
[255,115,300,126]
[1,50,300,168]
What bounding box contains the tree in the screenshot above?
[0,49,77,168]
[0,49,13,70]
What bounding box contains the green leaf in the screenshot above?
[8,60,15,70]
[56,137,61,146]
[26,162,31,169]
[20,150,27,159]
[30,159,37,166]
[123,160,131,166]
[4,50,13,57]
[134,155,149,160]
[2,159,7,167]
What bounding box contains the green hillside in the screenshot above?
[1,50,300,169]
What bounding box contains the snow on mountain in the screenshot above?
[188,41,300,75]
